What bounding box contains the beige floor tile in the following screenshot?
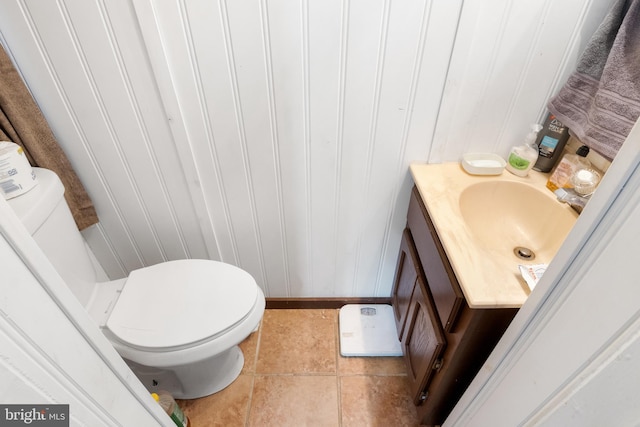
[175,309,419,427]
[248,375,338,427]
[256,309,336,374]
[177,374,253,427]
[338,355,407,376]
[340,376,420,427]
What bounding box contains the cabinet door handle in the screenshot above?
[432,358,443,371]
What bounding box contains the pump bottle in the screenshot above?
[505,124,542,177]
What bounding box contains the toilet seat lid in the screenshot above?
[106,259,258,351]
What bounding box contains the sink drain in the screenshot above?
[514,246,535,260]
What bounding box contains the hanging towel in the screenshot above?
[0,44,98,230]
[547,0,640,160]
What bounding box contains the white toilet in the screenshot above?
[8,167,265,399]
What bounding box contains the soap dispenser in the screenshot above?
[506,124,542,177]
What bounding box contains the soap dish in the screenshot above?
[461,153,506,175]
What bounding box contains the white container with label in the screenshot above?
[0,141,38,200]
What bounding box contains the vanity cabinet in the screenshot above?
[392,187,518,426]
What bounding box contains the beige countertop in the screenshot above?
[410,162,578,308]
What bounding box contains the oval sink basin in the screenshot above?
[459,181,577,262]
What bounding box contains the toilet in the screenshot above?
[8,167,265,399]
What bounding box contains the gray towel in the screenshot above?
[548,0,640,160]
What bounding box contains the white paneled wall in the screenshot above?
[130,0,463,297]
[0,0,612,297]
[0,0,212,279]
[432,0,615,161]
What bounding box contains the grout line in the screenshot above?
[187,308,413,425]
[335,308,343,427]
[334,308,341,376]
[244,318,263,426]
[251,372,340,377]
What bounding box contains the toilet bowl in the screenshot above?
[8,168,265,399]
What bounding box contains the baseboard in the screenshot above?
[265,297,392,310]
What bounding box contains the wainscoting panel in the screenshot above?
[0,0,609,297]
[126,0,463,297]
[431,0,615,162]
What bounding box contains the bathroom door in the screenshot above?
[0,199,169,426]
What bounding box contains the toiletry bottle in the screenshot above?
[546,145,591,192]
[152,391,189,427]
[506,124,542,177]
[533,113,570,172]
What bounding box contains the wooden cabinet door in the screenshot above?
[401,274,447,406]
[391,229,419,338]
[407,186,464,332]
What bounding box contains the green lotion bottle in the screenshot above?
[506,124,543,177]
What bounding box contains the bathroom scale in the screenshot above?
[339,304,403,357]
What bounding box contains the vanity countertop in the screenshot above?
[410,162,578,308]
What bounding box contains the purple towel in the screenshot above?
[548,0,640,160]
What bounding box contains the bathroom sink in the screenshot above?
[459,181,577,263]
[410,163,578,308]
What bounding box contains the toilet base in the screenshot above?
[125,345,245,399]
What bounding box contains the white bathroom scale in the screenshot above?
[339,304,403,357]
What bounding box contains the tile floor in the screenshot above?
[177,309,421,427]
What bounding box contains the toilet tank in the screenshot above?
[7,168,98,306]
